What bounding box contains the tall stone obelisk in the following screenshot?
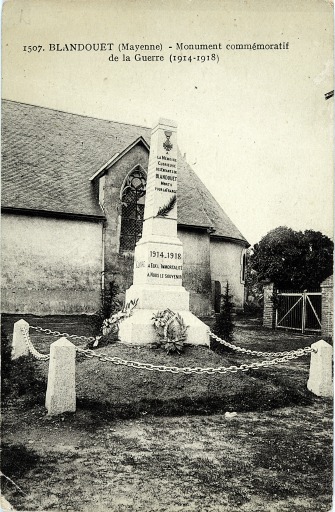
[119,118,209,346]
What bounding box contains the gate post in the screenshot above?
[263,282,275,329]
[307,340,333,397]
[321,275,333,339]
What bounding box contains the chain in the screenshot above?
[30,324,314,357]
[209,331,314,357]
[21,326,50,361]
[0,471,27,496]
[76,346,309,374]
[24,323,314,372]
[30,325,96,343]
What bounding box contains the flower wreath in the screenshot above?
[89,298,138,348]
[102,298,138,337]
[152,309,188,354]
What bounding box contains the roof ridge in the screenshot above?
[1,98,152,131]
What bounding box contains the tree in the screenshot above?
[250,226,333,290]
[244,247,264,313]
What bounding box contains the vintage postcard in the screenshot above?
[1,0,333,511]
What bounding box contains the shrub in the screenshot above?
[101,280,121,320]
[89,280,121,336]
[214,282,235,341]
[211,283,235,354]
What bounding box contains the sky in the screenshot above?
[1,0,334,245]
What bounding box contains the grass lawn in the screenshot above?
[1,315,333,511]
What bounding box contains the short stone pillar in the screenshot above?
[0,495,15,511]
[263,282,275,329]
[45,337,76,415]
[12,319,30,359]
[307,340,333,397]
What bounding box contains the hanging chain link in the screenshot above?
[209,331,314,357]
[21,326,50,361]
[23,323,314,373]
[29,325,96,343]
[30,324,314,358]
[75,346,311,374]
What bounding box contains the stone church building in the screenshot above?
[2,100,249,317]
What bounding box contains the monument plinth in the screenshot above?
[119,118,209,346]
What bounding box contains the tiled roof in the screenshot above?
[182,161,247,241]
[1,100,248,243]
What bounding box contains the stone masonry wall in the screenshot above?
[263,282,275,328]
[321,275,333,339]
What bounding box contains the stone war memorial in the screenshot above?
[119,118,209,346]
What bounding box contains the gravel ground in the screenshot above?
[1,315,332,511]
[1,400,332,512]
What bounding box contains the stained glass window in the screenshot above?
[119,168,146,253]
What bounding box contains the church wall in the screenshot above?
[100,144,149,297]
[210,239,245,309]
[1,213,103,314]
[178,229,212,316]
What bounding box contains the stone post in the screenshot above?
[321,275,333,339]
[263,282,275,329]
[12,319,30,359]
[307,340,333,397]
[45,337,76,415]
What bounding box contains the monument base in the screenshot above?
[125,283,190,310]
[118,309,210,346]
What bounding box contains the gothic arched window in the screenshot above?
[119,167,146,253]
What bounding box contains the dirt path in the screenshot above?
[2,400,332,512]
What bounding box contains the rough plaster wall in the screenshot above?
[210,239,245,308]
[178,229,212,316]
[2,214,103,314]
